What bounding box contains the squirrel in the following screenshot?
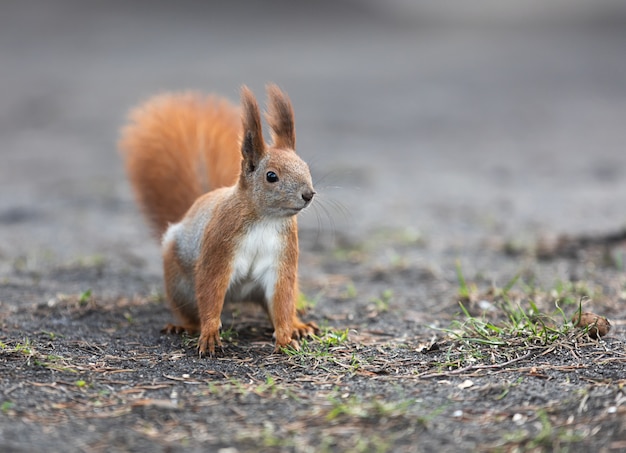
[119,84,319,354]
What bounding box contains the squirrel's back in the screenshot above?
[119,92,242,238]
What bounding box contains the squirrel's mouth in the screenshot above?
[283,205,308,214]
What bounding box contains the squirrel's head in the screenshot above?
[239,85,315,218]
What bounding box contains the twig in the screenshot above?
[416,351,534,379]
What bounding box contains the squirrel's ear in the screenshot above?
[266,84,296,150]
[240,86,266,171]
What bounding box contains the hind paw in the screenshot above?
[161,324,199,335]
[292,319,319,339]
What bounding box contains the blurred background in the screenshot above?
[1,0,626,271]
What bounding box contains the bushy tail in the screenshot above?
[119,93,242,238]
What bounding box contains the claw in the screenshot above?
[293,320,319,339]
[272,318,318,353]
[274,338,300,353]
[197,329,222,357]
[161,323,198,335]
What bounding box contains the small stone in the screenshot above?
[572,312,611,338]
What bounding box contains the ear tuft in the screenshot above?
[240,85,266,169]
[266,84,296,150]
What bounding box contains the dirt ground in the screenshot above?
[1,1,625,452]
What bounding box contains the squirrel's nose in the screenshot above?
[302,190,315,203]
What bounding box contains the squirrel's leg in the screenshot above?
[291,279,319,340]
[270,276,296,352]
[162,241,200,335]
[270,272,319,351]
[194,258,233,356]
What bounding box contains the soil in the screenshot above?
[1,1,625,452]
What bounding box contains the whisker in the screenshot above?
[313,200,336,244]
[312,167,358,191]
[319,195,351,224]
[300,188,353,250]
[301,167,357,249]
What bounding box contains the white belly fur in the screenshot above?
[227,218,286,309]
[162,210,287,317]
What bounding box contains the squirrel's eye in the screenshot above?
[266,171,279,183]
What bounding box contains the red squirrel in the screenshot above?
[119,84,318,354]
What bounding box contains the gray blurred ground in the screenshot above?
[1,0,626,274]
[1,2,626,451]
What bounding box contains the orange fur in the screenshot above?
[120,93,242,238]
[119,85,318,355]
[272,218,299,347]
[194,192,242,354]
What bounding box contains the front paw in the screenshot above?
[198,325,222,356]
